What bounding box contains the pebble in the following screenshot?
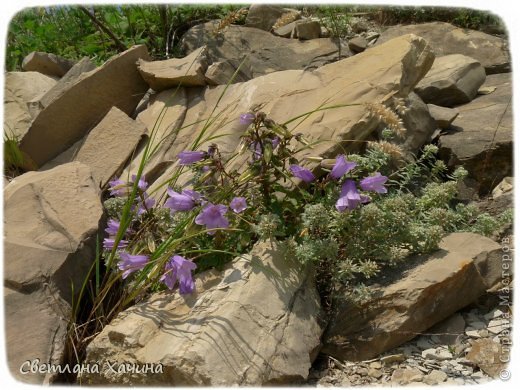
[423,370,448,385]
[368,368,383,379]
[381,354,406,364]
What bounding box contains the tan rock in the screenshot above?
[4,162,104,384]
[147,34,434,199]
[22,51,75,77]
[4,71,57,139]
[391,368,423,384]
[415,54,486,107]
[73,107,147,187]
[423,370,447,385]
[348,36,368,53]
[376,22,510,74]
[466,338,506,378]
[37,57,96,109]
[323,232,502,361]
[204,59,251,85]
[19,45,150,168]
[138,47,208,90]
[82,241,322,385]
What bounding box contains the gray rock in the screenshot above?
[22,51,75,77]
[81,241,323,385]
[295,20,321,40]
[415,54,486,107]
[181,21,343,78]
[348,36,368,53]
[273,21,297,38]
[245,4,300,31]
[19,45,150,168]
[323,232,502,361]
[391,368,423,384]
[376,22,510,74]
[438,73,512,195]
[4,162,104,384]
[428,313,466,345]
[423,370,448,385]
[427,104,459,129]
[138,46,208,90]
[398,92,437,157]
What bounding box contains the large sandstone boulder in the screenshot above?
[438,73,512,195]
[81,241,323,385]
[181,21,343,78]
[73,107,147,186]
[4,162,104,383]
[143,34,434,198]
[415,54,486,107]
[376,22,510,74]
[22,51,75,77]
[138,47,208,90]
[35,57,97,111]
[4,71,57,139]
[322,232,503,361]
[19,45,150,168]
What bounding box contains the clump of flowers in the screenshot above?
[99,105,510,305]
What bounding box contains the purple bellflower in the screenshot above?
[108,177,127,197]
[117,252,149,279]
[103,237,128,251]
[336,180,363,212]
[239,113,255,126]
[289,165,315,183]
[177,151,207,165]
[195,203,229,233]
[230,197,247,213]
[331,155,357,180]
[131,174,148,191]
[160,255,197,294]
[164,188,201,212]
[360,172,388,193]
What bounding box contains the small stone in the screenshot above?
[466,338,506,378]
[391,368,424,384]
[381,354,406,365]
[368,368,383,379]
[478,86,497,95]
[423,370,448,385]
[348,36,368,53]
[422,348,453,361]
[295,20,321,40]
[484,309,505,320]
[466,329,482,338]
[369,361,382,369]
[357,367,368,376]
[427,104,459,129]
[467,321,487,330]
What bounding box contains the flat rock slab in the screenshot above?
[427,104,459,129]
[438,73,512,195]
[4,162,104,383]
[19,45,150,168]
[37,57,97,110]
[22,51,76,77]
[181,21,343,78]
[74,107,147,187]
[376,22,510,74]
[146,34,434,199]
[4,71,57,139]
[82,241,323,385]
[322,232,502,361]
[138,46,208,90]
[415,54,486,107]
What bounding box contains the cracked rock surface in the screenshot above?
[81,241,323,385]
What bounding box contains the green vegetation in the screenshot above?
[6,5,504,72]
[6,4,244,71]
